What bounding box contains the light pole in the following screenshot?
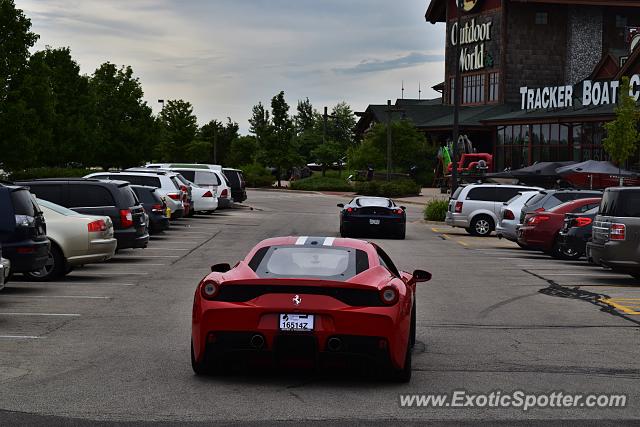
[451,0,463,194]
[385,100,405,182]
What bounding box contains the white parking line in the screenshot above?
[1,295,110,299]
[0,312,81,317]
[539,273,625,277]
[0,335,42,339]
[114,255,179,258]
[146,241,202,244]
[14,282,136,286]
[76,272,149,276]
[142,248,189,251]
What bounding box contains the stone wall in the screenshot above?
[565,6,603,85]
[504,3,567,104]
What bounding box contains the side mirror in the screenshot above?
[400,206,406,210]
[211,263,231,273]
[337,203,344,208]
[412,269,432,283]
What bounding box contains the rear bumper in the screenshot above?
[558,231,588,255]
[193,197,218,212]
[587,241,640,272]
[445,212,469,228]
[149,215,170,232]
[218,198,233,209]
[496,220,518,241]
[193,300,409,370]
[114,228,149,250]
[231,190,247,203]
[517,226,552,251]
[67,238,117,266]
[2,240,50,273]
[0,258,10,289]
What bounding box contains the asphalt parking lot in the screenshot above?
[0,190,639,424]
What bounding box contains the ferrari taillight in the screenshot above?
[379,286,399,305]
[200,280,219,300]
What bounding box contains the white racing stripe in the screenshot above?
[295,236,308,245]
[0,335,42,339]
[323,237,335,246]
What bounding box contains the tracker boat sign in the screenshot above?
[519,75,640,110]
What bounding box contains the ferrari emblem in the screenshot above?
[293,295,302,305]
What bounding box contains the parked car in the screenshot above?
[17,179,149,250]
[223,168,247,203]
[557,206,599,260]
[519,189,603,224]
[0,184,50,275]
[85,171,184,219]
[517,198,601,256]
[146,163,222,172]
[124,168,195,217]
[24,199,118,281]
[496,190,541,245]
[130,185,170,233]
[446,184,541,236]
[338,197,406,239]
[167,167,220,212]
[588,187,640,279]
[166,167,232,208]
[0,245,10,290]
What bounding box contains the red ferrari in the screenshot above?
[517,197,601,256]
[191,236,431,382]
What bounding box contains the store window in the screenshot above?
[535,12,548,25]
[463,74,485,104]
[450,78,455,105]
[488,72,499,102]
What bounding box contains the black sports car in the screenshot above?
[557,206,598,260]
[338,197,406,239]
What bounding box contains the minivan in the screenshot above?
[446,184,541,236]
[17,179,149,250]
[0,184,50,274]
[223,168,247,203]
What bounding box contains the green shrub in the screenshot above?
[239,164,275,188]
[424,199,449,222]
[355,179,420,198]
[7,167,95,181]
[290,175,353,192]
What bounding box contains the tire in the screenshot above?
[465,227,473,235]
[390,335,412,383]
[470,215,494,237]
[516,241,530,249]
[553,237,582,260]
[340,224,349,238]
[23,245,66,282]
[394,225,406,240]
[191,339,209,375]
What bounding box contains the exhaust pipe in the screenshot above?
[250,334,265,349]
[327,337,342,352]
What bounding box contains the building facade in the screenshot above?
[356,0,640,171]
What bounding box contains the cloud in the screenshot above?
[335,52,444,75]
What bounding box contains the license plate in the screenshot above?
[369,219,381,225]
[279,314,314,332]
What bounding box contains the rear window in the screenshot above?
[132,187,158,204]
[494,187,525,203]
[11,190,37,216]
[68,184,115,207]
[451,186,464,200]
[115,174,161,188]
[356,197,392,208]
[251,245,366,281]
[525,192,546,207]
[169,177,181,190]
[120,186,138,207]
[37,198,80,216]
[176,170,195,182]
[27,184,64,205]
[197,171,221,186]
[600,190,640,217]
[223,170,240,186]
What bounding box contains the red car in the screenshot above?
[446,153,493,174]
[191,236,431,382]
[517,198,601,256]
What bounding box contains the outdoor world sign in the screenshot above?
[519,75,640,110]
[450,18,493,72]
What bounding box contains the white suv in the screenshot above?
[446,184,541,236]
[84,171,185,219]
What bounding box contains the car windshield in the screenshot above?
[356,197,392,208]
[37,198,82,216]
[254,246,357,280]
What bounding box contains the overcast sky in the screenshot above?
[17,0,446,133]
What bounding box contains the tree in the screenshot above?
[294,97,315,133]
[248,102,270,142]
[158,99,198,161]
[0,0,39,104]
[90,62,158,169]
[199,118,239,165]
[227,135,258,167]
[36,47,95,167]
[0,0,40,170]
[261,91,299,187]
[604,76,640,184]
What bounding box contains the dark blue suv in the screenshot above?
[0,184,50,275]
